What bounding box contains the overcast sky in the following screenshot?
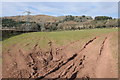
[1,2,118,18]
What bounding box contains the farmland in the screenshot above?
[2,28,118,78]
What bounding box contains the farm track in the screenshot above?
[2,32,118,79]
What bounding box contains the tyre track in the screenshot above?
[35,37,98,79]
[3,33,117,78]
[99,37,107,55]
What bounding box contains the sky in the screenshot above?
[1,0,119,2]
[1,2,118,18]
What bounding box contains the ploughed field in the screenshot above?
[2,28,118,78]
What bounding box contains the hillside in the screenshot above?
[2,15,92,23]
[1,15,118,41]
[2,28,118,78]
[2,15,59,23]
[2,15,118,32]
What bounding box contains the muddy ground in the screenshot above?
[2,32,118,79]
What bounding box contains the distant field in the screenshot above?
[2,28,118,78]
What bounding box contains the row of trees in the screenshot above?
[94,16,112,20]
[2,18,41,31]
[63,15,93,22]
[2,19,25,28]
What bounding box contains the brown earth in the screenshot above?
[2,32,118,79]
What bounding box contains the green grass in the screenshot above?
[2,28,117,51]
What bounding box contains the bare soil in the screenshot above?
[2,32,118,79]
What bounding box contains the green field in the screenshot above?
[3,28,117,52]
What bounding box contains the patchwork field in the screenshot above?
[2,28,118,78]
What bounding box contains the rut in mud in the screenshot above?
[99,37,107,55]
[2,33,118,78]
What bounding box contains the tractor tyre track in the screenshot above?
[2,33,118,79]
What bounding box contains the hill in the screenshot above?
[2,15,118,32]
[2,28,118,78]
